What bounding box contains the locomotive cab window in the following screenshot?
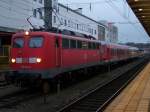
[70,39,76,48]
[29,37,43,48]
[62,38,69,48]
[13,38,24,48]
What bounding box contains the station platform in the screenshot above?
[104,62,150,112]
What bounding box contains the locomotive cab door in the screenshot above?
[55,37,61,67]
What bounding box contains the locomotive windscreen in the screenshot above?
[13,38,24,48]
[29,37,43,48]
[13,36,43,48]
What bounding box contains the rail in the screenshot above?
[57,58,148,112]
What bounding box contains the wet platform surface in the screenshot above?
[104,63,150,112]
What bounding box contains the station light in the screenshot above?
[138,8,143,11]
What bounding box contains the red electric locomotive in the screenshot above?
[7,31,140,87]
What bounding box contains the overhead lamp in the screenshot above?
[138,9,143,11]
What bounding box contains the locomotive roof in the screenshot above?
[102,41,139,50]
[13,31,139,51]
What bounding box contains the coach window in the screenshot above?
[111,48,113,55]
[29,37,43,48]
[100,45,104,54]
[70,39,76,48]
[112,49,115,55]
[113,49,115,56]
[62,38,69,48]
[13,38,24,48]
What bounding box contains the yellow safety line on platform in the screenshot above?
[104,63,150,112]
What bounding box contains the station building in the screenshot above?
[49,1,118,42]
[100,21,118,43]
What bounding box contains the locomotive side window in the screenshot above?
[92,43,96,49]
[29,37,43,48]
[13,38,24,48]
[82,41,88,49]
[88,42,92,49]
[70,39,76,48]
[62,38,69,48]
[96,43,99,49]
[77,40,82,49]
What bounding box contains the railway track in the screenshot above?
[0,71,9,87]
[57,59,148,112]
[0,88,40,109]
[0,81,7,87]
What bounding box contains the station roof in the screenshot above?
[127,0,150,37]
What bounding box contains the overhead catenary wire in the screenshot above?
[104,0,148,42]
[0,0,140,25]
[62,0,121,6]
[0,0,148,42]
[60,0,148,40]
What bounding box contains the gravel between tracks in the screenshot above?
[0,60,141,112]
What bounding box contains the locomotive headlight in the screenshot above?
[36,58,42,63]
[25,31,29,36]
[11,58,16,63]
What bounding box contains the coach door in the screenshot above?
[55,37,61,67]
